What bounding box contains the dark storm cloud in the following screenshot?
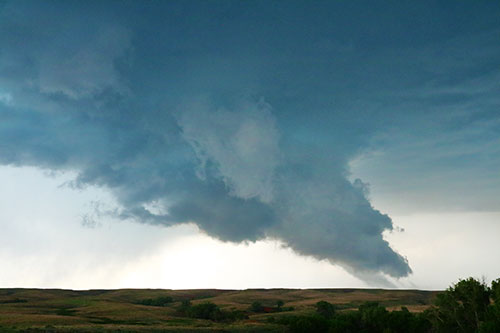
[2,0,499,281]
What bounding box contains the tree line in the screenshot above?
[135,276,500,332]
[278,277,500,332]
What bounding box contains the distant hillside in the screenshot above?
[0,288,438,332]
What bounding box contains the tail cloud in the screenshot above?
[0,1,411,281]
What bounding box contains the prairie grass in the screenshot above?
[0,288,437,332]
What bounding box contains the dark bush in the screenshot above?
[178,301,248,322]
[277,315,329,333]
[187,302,221,320]
[329,311,362,332]
[315,300,335,319]
[386,307,431,333]
[357,301,389,332]
[278,302,432,333]
[289,315,329,333]
[249,301,265,313]
[176,299,192,315]
[137,296,173,307]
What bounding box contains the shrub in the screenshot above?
[288,315,329,333]
[187,302,221,320]
[137,296,173,307]
[315,300,335,319]
[249,301,265,313]
[179,301,248,322]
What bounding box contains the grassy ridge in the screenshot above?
[0,288,438,332]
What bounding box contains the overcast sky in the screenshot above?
[0,0,499,290]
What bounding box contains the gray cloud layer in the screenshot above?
[5,1,498,281]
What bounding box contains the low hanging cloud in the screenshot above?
[0,1,412,282]
[177,100,411,279]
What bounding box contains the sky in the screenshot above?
[0,0,499,290]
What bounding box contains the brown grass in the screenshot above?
[0,288,439,332]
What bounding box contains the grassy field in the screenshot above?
[0,288,438,332]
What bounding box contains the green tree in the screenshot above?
[287,315,329,333]
[491,278,500,303]
[250,301,264,313]
[386,307,431,333]
[176,299,192,315]
[187,302,222,320]
[479,278,500,333]
[315,300,335,319]
[430,277,491,332]
[358,301,388,332]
